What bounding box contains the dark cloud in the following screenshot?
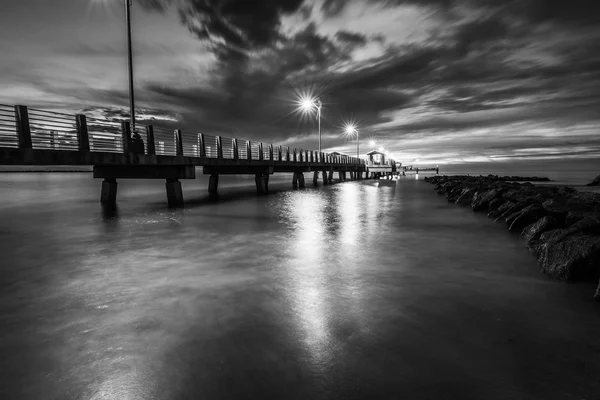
[335,30,368,47]
[453,17,510,56]
[321,0,348,18]
[177,0,304,53]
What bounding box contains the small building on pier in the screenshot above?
[366,150,396,178]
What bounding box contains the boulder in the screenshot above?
[521,216,559,250]
[488,198,505,212]
[508,204,547,233]
[496,199,539,223]
[536,234,600,281]
[587,175,600,187]
[471,189,498,211]
[565,211,588,227]
[455,188,475,206]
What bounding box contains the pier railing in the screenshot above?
[0,105,375,166]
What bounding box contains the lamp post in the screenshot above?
[316,99,322,152]
[125,0,135,133]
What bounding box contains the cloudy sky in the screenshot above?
[1,0,599,164]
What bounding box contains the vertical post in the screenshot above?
[259,143,264,161]
[278,145,282,161]
[125,0,136,133]
[208,174,219,193]
[216,136,223,159]
[246,141,252,161]
[146,125,155,155]
[198,134,206,158]
[121,121,131,153]
[293,148,297,162]
[166,179,184,207]
[14,105,32,149]
[286,147,290,162]
[50,131,56,150]
[268,144,273,161]
[76,115,90,152]
[101,178,118,205]
[176,129,183,156]
[233,138,239,160]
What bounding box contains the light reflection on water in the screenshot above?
[1,173,600,399]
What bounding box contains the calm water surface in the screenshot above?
[1,172,599,400]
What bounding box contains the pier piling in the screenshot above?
[208,174,219,194]
[100,178,118,205]
[166,179,184,207]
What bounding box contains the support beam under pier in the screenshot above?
[293,172,305,188]
[166,179,184,208]
[100,178,118,206]
[255,173,269,194]
[208,174,219,194]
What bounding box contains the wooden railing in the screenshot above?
[0,104,379,166]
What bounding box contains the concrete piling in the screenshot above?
[166,179,184,207]
[100,178,118,205]
[208,174,219,194]
[255,173,265,194]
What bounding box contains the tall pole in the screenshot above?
[317,99,322,153]
[125,0,135,133]
[356,130,359,159]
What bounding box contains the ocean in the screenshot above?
[0,157,599,399]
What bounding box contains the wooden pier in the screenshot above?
[0,104,395,207]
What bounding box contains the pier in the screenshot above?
[0,104,396,207]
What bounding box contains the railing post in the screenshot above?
[198,134,206,158]
[75,115,90,152]
[216,136,223,159]
[175,129,183,156]
[14,105,32,149]
[259,142,264,161]
[121,121,131,153]
[278,145,282,161]
[146,125,155,155]
[293,148,297,162]
[269,144,273,161]
[233,138,239,160]
[286,147,290,161]
[246,141,252,160]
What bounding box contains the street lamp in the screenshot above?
[344,123,359,158]
[298,95,322,152]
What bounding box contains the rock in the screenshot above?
[455,188,475,206]
[536,234,600,281]
[587,175,600,186]
[508,204,547,233]
[497,200,539,223]
[521,216,559,250]
[488,198,505,212]
[565,211,588,227]
[471,189,498,211]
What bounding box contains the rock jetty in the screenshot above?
[424,175,600,301]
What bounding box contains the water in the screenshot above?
[1,165,600,399]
